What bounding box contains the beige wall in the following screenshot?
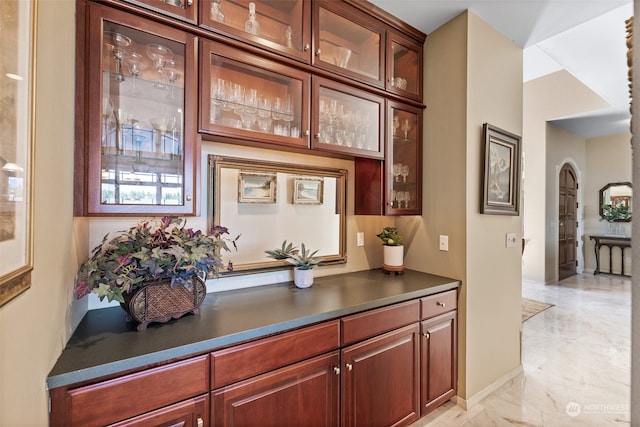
[522,71,610,283]
[584,132,632,273]
[404,10,523,402]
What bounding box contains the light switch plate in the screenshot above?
[439,235,449,251]
[506,232,517,248]
[356,232,364,247]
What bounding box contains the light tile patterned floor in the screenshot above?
[410,273,631,426]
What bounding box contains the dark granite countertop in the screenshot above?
[47,269,460,389]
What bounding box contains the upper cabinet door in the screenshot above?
[313,1,385,89]
[122,0,198,24]
[386,30,423,102]
[199,40,310,150]
[199,0,311,63]
[78,4,198,215]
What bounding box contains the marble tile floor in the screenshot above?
[410,273,631,426]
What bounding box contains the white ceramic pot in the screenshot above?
[294,268,314,288]
[383,245,404,267]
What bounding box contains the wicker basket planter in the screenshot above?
[121,276,207,331]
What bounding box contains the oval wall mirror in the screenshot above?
[599,182,632,222]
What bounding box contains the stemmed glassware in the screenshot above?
[105,31,132,83]
[146,44,174,89]
[401,118,412,140]
[393,116,400,137]
[257,96,272,133]
[165,59,182,99]
[400,164,409,182]
[102,97,113,149]
[149,117,176,158]
[125,52,147,95]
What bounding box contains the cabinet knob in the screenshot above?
[315,49,322,56]
[187,0,193,5]
[314,133,320,139]
[197,418,203,427]
[346,363,353,371]
[423,332,430,338]
[186,194,192,201]
[304,130,310,136]
[304,44,310,51]
[437,302,445,307]
[334,366,340,375]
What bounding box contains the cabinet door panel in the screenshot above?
[386,30,423,101]
[79,4,198,215]
[107,394,208,427]
[121,0,198,24]
[421,312,457,415]
[212,352,340,427]
[342,324,420,427]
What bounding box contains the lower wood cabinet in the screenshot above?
[341,323,421,427]
[108,394,208,427]
[211,352,341,427]
[421,311,457,415]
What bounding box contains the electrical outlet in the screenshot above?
[506,232,517,248]
[356,232,364,247]
[439,235,448,251]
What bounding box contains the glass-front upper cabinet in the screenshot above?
[200,0,311,63]
[312,77,384,159]
[122,0,198,24]
[200,40,310,150]
[387,101,422,215]
[387,31,423,101]
[313,1,385,88]
[78,4,198,215]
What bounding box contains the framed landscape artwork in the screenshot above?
[481,123,521,216]
[238,171,277,204]
[293,177,324,205]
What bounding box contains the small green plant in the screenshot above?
[264,240,299,260]
[266,241,322,270]
[600,203,631,222]
[376,227,403,246]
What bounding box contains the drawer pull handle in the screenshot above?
[437,302,446,307]
[346,363,353,371]
[334,366,340,375]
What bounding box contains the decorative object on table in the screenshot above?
[376,227,404,274]
[481,123,521,216]
[600,202,631,236]
[74,216,239,330]
[265,241,322,288]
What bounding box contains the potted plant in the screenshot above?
[266,241,322,288]
[376,226,404,273]
[74,216,239,330]
[600,203,631,236]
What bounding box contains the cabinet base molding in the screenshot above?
[456,365,523,410]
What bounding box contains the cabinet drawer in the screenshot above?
[211,320,340,388]
[341,299,420,346]
[421,290,457,319]
[67,355,209,427]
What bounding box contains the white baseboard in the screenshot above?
[454,365,524,410]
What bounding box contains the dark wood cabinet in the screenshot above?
[75,2,199,215]
[341,324,421,427]
[199,39,311,150]
[212,352,341,427]
[108,394,208,427]
[420,290,458,416]
[355,100,422,215]
[386,30,423,102]
[121,0,199,24]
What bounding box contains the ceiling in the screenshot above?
[368,0,633,138]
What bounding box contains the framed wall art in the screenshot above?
[0,0,37,306]
[238,171,277,203]
[293,177,324,205]
[481,123,521,216]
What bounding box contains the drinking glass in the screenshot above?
[165,59,182,99]
[125,53,147,95]
[105,31,131,83]
[401,119,412,140]
[145,44,174,89]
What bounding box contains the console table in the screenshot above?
[589,235,631,276]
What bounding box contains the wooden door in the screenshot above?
[341,324,420,427]
[212,352,340,427]
[420,312,457,416]
[558,163,578,279]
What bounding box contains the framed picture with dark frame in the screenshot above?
[238,171,277,204]
[293,177,324,205]
[481,123,521,215]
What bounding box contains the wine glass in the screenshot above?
[102,97,113,149]
[125,53,147,95]
[401,164,409,183]
[401,118,412,140]
[392,116,400,137]
[257,96,272,133]
[164,59,182,99]
[149,117,176,158]
[105,31,131,83]
[145,44,174,89]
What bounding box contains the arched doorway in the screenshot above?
[558,163,578,280]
